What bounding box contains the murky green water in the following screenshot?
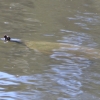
[0,0,100,100]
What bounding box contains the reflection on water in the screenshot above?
[0,0,100,100]
[59,29,98,47]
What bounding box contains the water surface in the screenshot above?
[0,0,100,100]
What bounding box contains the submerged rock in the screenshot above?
[25,41,100,59]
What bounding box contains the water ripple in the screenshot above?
[59,29,98,47]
